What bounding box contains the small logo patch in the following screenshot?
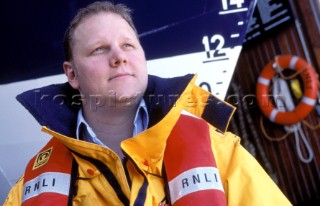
[33,147,53,170]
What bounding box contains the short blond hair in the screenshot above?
[63,1,138,61]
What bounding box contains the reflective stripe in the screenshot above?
[258,77,270,86]
[22,172,71,203]
[289,56,299,70]
[168,167,224,204]
[269,109,279,122]
[302,96,316,106]
[275,56,283,71]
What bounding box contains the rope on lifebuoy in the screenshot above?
[256,55,318,125]
[259,116,290,142]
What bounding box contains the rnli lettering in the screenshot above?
[22,172,71,203]
[24,178,56,195]
[168,167,224,204]
[181,172,217,189]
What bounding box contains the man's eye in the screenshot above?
[95,47,104,51]
[124,44,133,48]
[92,47,107,54]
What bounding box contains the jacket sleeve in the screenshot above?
[3,176,23,206]
[223,135,292,206]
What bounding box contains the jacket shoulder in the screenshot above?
[3,176,24,206]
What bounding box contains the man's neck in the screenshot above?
[81,100,139,157]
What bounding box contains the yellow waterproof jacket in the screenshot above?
[4,74,291,206]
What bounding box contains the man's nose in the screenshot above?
[109,48,127,67]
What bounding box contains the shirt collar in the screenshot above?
[76,99,149,147]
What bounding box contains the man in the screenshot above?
[4,1,291,206]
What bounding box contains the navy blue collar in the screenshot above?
[16,74,195,138]
[16,74,235,137]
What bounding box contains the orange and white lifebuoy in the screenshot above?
[256,55,318,125]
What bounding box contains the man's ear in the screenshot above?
[63,61,80,90]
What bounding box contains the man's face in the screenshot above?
[67,12,148,106]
